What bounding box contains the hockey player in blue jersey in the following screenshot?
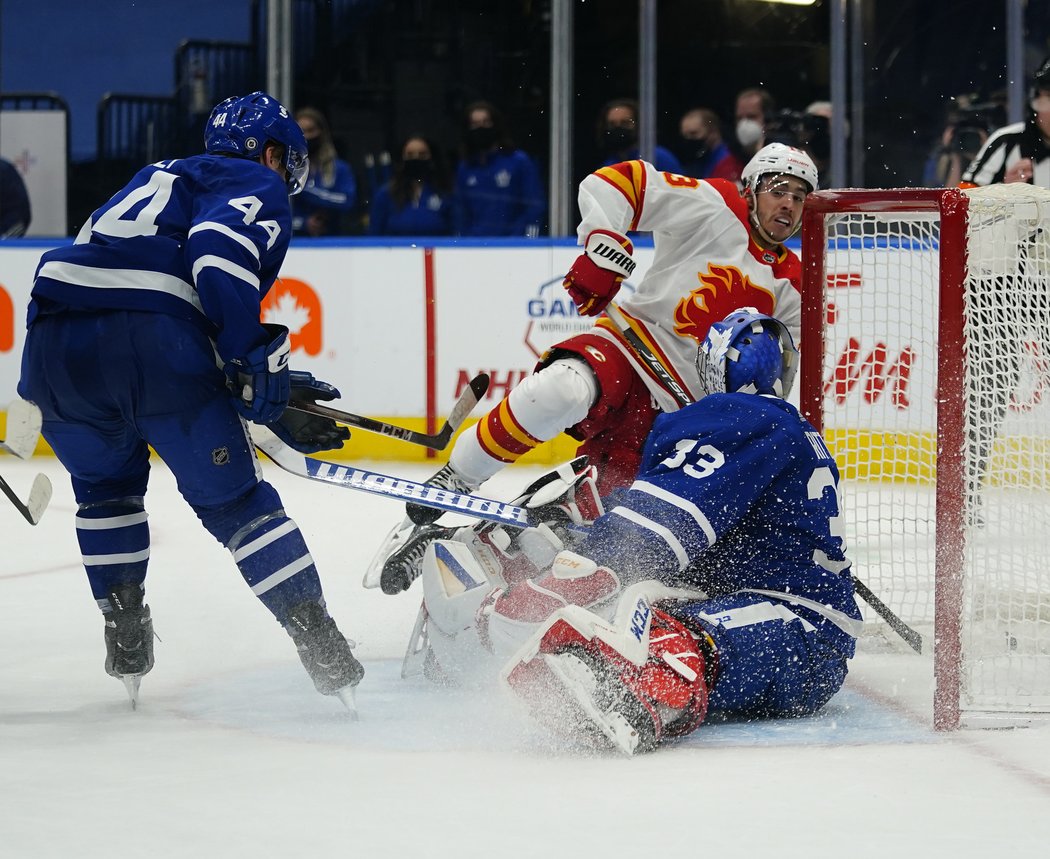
[413,309,862,753]
[18,92,362,709]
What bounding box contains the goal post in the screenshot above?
[799,186,1050,730]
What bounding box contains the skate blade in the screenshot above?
[121,674,142,710]
[363,517,418,588]
[336,686,359,720]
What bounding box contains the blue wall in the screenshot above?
[1,0,251,161]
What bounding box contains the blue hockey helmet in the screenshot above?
[204,92,309,195]
[696,307,798,397]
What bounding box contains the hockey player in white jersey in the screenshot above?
[18,92,362,709]
[375,143,818,593]
[408,309,861,755]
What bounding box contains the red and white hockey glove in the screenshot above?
[505,599,713,755]
[562,229,636,316]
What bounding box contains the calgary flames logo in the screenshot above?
[673,264,775,343]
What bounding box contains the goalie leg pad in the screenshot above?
[504,592,712,755]
[419,538,505,680]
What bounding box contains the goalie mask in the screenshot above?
[696,308,798,398]
[205,91,310,195]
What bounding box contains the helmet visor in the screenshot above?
[286,148,309,196]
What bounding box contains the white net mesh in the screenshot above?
[815,187,1050,722]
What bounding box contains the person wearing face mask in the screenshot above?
[597,98,682,174]
[733,87,776,161]
[454,100,546,237]
[962,58,1050,188]
[292,107,358,236]
[369,135,454,236]
[676,108,744,183]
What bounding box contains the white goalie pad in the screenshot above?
[417,539,503,679]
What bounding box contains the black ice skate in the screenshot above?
[286,600,364,715]
[380,523,457,595]
[103,584,155,710]
[405,463,477,526]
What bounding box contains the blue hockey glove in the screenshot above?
[224,324,291,425]
[268,370,351,453]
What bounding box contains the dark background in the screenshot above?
[3,0,1050,234]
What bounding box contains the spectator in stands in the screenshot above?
[596,97,682,174]
[369,134,454,236]
[292,107,358,236]
[676,107,743,183]
[455,100,546,237]
[962,59,1049,187]
[0,157,31,238]
[734,86,776,161]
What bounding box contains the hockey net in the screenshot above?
[800,186,1050,729]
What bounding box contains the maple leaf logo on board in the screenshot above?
[261,278,323,355]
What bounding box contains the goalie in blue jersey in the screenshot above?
[413,309,863,754]
[18,92,362,709]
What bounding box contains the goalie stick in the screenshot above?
[287,373,490,450]
[1,399,53,525]
[601,304,924,654]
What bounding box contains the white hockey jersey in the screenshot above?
[576,160,802,413]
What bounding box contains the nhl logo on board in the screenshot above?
[212,447,231,466]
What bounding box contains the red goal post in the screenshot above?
[799,187,1050,730]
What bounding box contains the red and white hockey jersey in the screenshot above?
[578,160,802,412]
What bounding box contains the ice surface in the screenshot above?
[2,456,1049,858]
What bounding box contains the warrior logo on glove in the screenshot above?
[563,229,637,317]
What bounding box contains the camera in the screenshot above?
[764,109,830,160]
[949,102,1004,157]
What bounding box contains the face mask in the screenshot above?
[678,136,710,163]
[403,159,433,181]
[602,126,637,153]
[736,118,764,148]
[466,126,497,152]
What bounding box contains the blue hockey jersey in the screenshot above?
[578,392,859,623]
[28,154,292,364]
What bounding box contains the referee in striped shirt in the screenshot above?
[962,56,1050,187]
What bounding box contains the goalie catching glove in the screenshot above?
[224,323,291,425]
[268,371,351,453]
[562,229,636,317]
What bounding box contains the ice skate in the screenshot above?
[405,463,477,526]
[286,600,364,716]
[103,584,155,710]
[380,523,457,595]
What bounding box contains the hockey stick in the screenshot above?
[251,425,535,529]
[287,373,490,450]
[2,398,44,459]
[0,472,52,525]
[602,304,924,654]
[2,399,53,525]
[604,302,693,407]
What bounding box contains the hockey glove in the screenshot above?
[562,229,636,316]
[268,370,351,454]
[224,323,291,425]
